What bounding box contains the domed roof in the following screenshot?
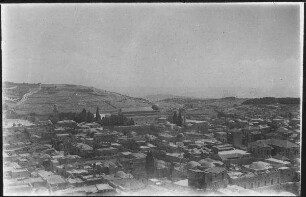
[198,159,215,168]
[249,161,272,170]
[185,161,201,169]
[104,161,117,169]
[294,158,300,163]
[177,133,185,138]
[115,171,128,178]
[156,162,167,169]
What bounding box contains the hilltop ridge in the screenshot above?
[3,82,152,116]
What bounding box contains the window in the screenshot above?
[258,182,260,187]
[277,178,279,184]
[271,179,273,185]
[265,181,266,186]
[251,183,253,188]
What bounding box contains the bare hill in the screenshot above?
[3,82,152,116]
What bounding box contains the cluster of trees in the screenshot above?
[242,97,300,105]
[167,110,183,126]
[57,109,95,123]
[100,114,135,126]
[56,107,134,126]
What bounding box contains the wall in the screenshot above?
[229,170,281,190]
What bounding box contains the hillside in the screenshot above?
[3,82,152,116]
[242,97,300,105]
[144,94,188,102]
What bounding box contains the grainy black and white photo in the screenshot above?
[2,3,303,196]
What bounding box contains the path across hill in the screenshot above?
[15,86,41,106]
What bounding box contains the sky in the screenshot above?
[2,3,303,98]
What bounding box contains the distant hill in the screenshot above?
[3,82,152,116]
[242,97,300,105]
[144,94,188,102]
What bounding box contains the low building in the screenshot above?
[248,139,300,159]
[185,119,209,133]
[119,107,160,125]
[214,132,228,143]
[45,174,68,192]
[56,120,77,128]
[264,158,291,168]
[188,166,228,190]
[10,168,30,179]
[213,149,254,167]
[73,143,94,158]
[228,161,282,190]
[96,147,119,159]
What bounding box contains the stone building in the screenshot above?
[187,165,228,191]
[95,147,119,159]
[213,149,254,167]
[117,107,160,125]
[227,161,297,190]
[214,132,228,143]
[248,139,300,159]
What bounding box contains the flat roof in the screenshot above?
[121,107,155,113]
[186,119,208,124]
[218,149,249,155]
[174,179,188,187]
[265,158,291,165]
[96,183,114,191]
[38,170,54,178]
[46,175,67,184]
[97,147,117,151]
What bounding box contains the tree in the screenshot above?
[177,111,183,126]
[183,151,191,160]
[173,111,178,124]
[152,104,159,110]
[118,114,124,125]
[79,108,87,122]
[200,151,205,158]
[129,118,135,125]
[95,106,101,122]
[101,117,107,126]
[145,151,155,179]
[87,111,94,123]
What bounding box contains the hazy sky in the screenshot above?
[2,3,303,97]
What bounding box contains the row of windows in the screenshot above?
[241,178,280,189]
